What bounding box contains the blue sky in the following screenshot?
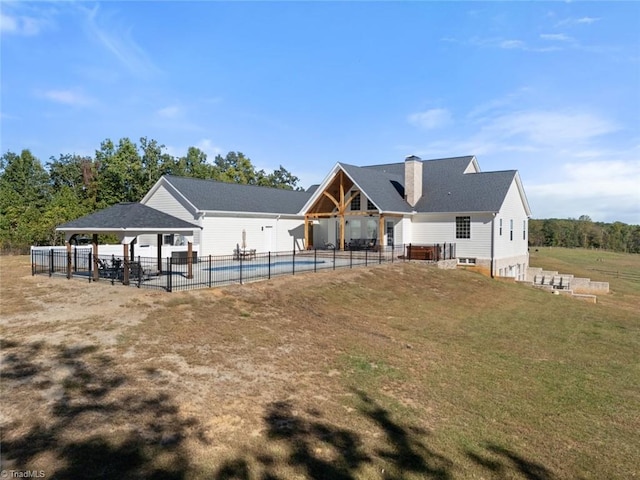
[1,1,639,224]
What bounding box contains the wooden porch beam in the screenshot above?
[322,191,340,209]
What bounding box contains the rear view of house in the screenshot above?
[134,154,531,279]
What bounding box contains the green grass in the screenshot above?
[530,247,640,310]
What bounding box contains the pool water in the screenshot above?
[206,259,326,272]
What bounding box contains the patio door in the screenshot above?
[386,221,394,246]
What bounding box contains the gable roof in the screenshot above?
[306,155,528,215]
[339,163,412,213]
[57,202,200,231]
[162,175,313,214]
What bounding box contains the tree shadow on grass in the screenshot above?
[213,388,453,480]
[465,443,558,480]
[1,338,205,479]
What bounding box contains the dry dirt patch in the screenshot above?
[2,256,450,478]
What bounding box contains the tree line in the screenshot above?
[0,137,301,252]
[528,216,640,254]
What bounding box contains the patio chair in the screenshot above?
[129,261,149,282]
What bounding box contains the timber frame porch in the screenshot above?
[303,170,402,250]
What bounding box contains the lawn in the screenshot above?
[1,250,638,479]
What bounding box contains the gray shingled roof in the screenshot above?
[357,156,516,213]
[417,169,516,213]
[57,203,200,230]
[164,176,313,214]
[339,163,412,213]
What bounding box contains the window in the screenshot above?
[458,257,476,265]
[510,219,513,241]
[499,218,503,236]
[523,220,527,240]
[367,198,375,210]
[456,216,471,239]
[163,234,174,246]
[350,192,361,211]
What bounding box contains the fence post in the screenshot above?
[314,248,317,273]
[379,246,382,264]
[49,249,54,276]
[292,246,296,276]
[365,248,368,267]
[88,251,92,282]
[208,255,212,288]
[31,250,35,276]
[137,255,142,288]
[333,247,336,270]
[167,257,172,292]
[268,251,271,279]
[239,253,243,285]
[349,249,353,269]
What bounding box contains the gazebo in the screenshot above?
[56,202,201,284]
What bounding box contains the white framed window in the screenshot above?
[458,257,476,265]
[456,216,471,239]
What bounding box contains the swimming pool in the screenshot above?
[206,259,326,272]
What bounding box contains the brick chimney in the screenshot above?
[404,155,423,207]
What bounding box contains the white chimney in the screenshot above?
[405,155,423,207]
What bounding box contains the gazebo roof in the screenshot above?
[56,202,200,233]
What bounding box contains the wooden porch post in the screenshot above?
[187,241,193,279]
[122,243,130,285]
[157,234,163,274]
[92,234,99,281]
[66,241,72,279]
[379,215,385,249]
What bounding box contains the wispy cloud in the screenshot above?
[527,158,640,223]
[196,139,223,159]
[157,105,182,119]
[500,39,526,49]
[482,110,618,146]
[408,109,452,130]
[467,36,561,53]
[556,16,601,28]
[77,4,160,77]
[0,4,55,36]
[165,139,223,160]
[37,89,95,107]
[540,33,573,42]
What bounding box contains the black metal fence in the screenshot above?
[31,243,456,292]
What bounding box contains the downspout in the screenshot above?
[490,213,496,278]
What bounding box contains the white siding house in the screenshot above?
[66,155,531,278]
[139,176,312,257]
